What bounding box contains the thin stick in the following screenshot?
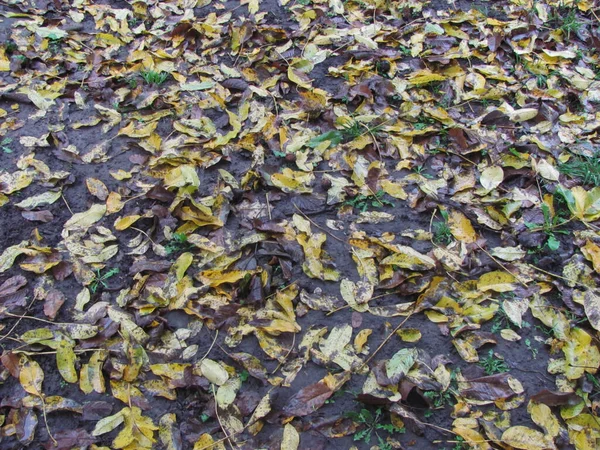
[476,243,528,287]
[0,296,37,343]
[266,193,272,221]
[130,226,156,244]
[199,330,219,364]
[4,312,59,325]
[40,394,57,446]
[293,204,345,243]
[213,385,235,450]
[272,332,296,375]
[61,194,73,215]
[358,307,415,371]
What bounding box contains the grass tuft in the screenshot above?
[558,155,600,186]
[140,70,169,86]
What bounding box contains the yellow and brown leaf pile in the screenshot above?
[1,0,600,448]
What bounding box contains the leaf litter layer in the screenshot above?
[0,0,600,449]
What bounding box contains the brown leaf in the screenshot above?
[52,262,73,281]
[0,275,27,297]
[128,259,172,275]
[529,389,581,406]
[283,372,350,417]
[44,288,65,319]
[229,352,268,384]
[1,351,22,378]
[43,428,96,450]
[21,210,54,222]
[460,373,516,401]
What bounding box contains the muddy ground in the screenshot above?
[0,0,598,449]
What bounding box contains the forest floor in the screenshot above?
[1,0,600,449]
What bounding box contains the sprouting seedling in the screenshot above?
[433,209,453,245]
[345,408,404,445]
[140,70,169,86]
[478,349,509,375]
[90,268,120,293]
[343,190,393,213]
[1,138,13,154]
[165,232,191,255]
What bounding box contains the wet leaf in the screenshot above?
[19,359,44,396]
[281,423,300,450]
[501,426,556,450]
[283,372,350,417]
[56,340,78,383]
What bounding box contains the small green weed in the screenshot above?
[490,302,531,333]
[1,138,13,154]
[423,389,454,409]
[90,268,120,294]
[586,373,600,398]
[433,209,453,245]
[343,190,394,213]
[345,408,405,445]
[524,338,538,359]
[479,349,509,375]
[559,154,600,186]
[414,115,436,130]
[413,165,434,179]
[165,232,191,255]
[524,203,568,251]
[5,40,17,54]
[554,7,582,39]
[399,45,411,56]
[200,413,210,422]
[451,436,468,450]
[140,70,169,86]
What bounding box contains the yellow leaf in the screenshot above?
[448,210,477,243]
[80,350,107,394]
[0,241,29,273]
[106,192,125,214]
[509,108,539,122]
[56,341,78,383]
[86,178,109,201]
[281,423,300,450]
[14,190,61,209]
[354,329,372,353]
[194,433,226,450]
[453,427,492,450]
[408,70,446,85]
[340,278,372,312]
[173,252,193,281]
[380,246,435,270]
[528,401,560,438]
[287,66,312,89]
[64,204,106,232]
[477,271,516,293]
[19,358,44,395]
[114,215,142,231]
[110,169,133,180]
[563,327,600,379]
[271,168,314,193]
[118,120,158,138]
[501,426,557,450]
[584,289,600,331]
[197,269,254,287]
[480,166,504,191]
[396,328,422,342]
[200,359,229,386]
[164,165,200,190]
[581,241,600,273]
[93,409,125,436]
